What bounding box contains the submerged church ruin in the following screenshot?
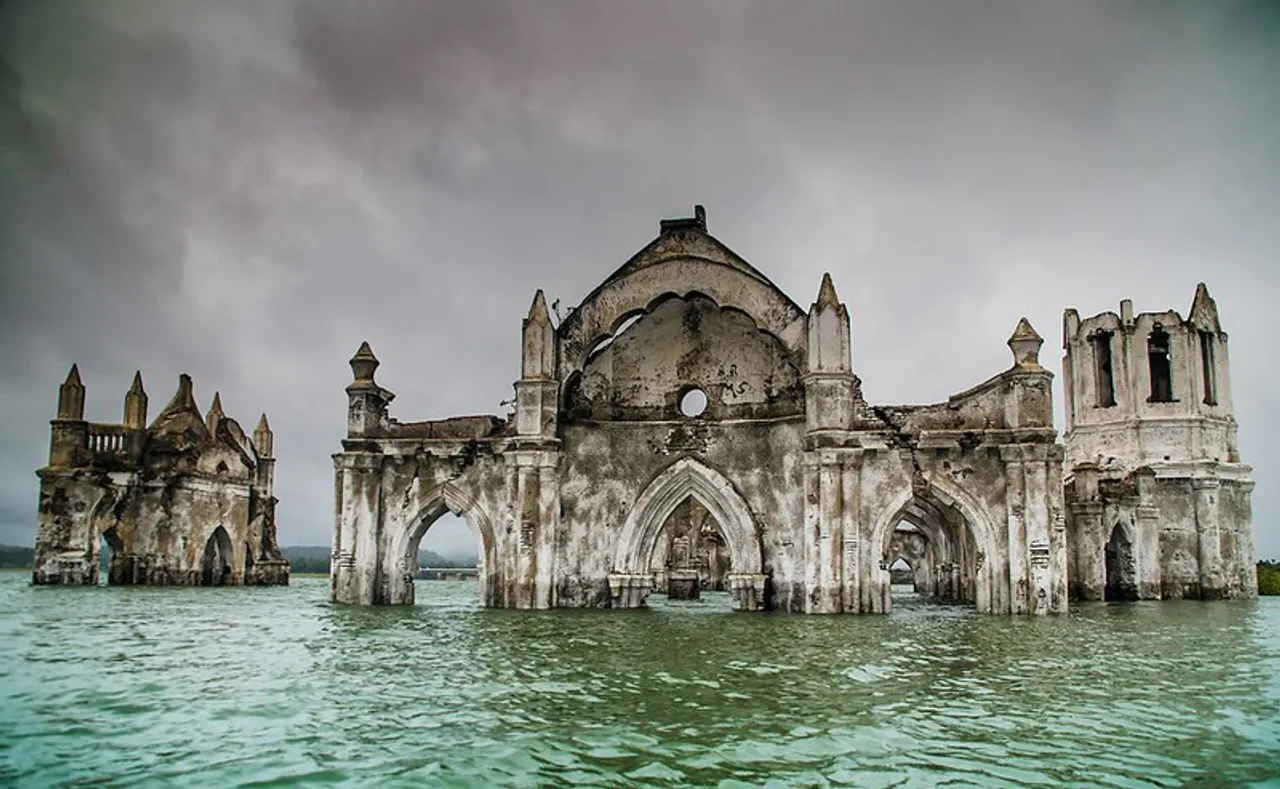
[32,371,289,587]
[331,207,1253,613]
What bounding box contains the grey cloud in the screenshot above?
[1,0,1277,559]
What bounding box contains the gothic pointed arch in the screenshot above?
[614,457,763,578]
[386,481,498,605]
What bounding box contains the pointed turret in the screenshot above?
[346,342,393,438]
[807,273,851,375]
[123,370,148,429]
[253,413,273,458]
[521,290,556,380]
[1189,282,1221,332]
[348,341,380,387]
[804,273,855,433]
[1008,317,1044,369]
[56,364,86,420]
[816,272,840,311]
[206,391,225,435]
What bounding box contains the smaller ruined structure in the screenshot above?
[1062,285,1254,600]
[32,368,289,586]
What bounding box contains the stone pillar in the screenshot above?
[50,365,88,468]
[841,450,863,613]
[1133,469,1162,599]
[1070,464,1106,601]
[1023,446,1054,615]
[1194,477,1223,599]
[802,455,821,611]
[1003,448,1029,614]
[331,452,382,604]
[510,448,558,609]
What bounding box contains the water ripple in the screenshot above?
[1,577,1279,787]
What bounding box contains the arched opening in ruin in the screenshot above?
[875,485,996,613]
[614,458,766,611]
[200,526,234,586]
[98,527,124,586]
[648,495,734,608]
[395,485,496,607]
[887,522,932,604]
[1104,523,1138,602]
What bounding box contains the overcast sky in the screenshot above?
[2,0,1277,560]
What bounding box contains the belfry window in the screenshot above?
[1091,331,1116,407]
[1147,327,1173,403]
[1200,331,1217,406]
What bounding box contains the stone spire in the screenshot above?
[253,413,273,458]
[123,370,148,429]
[816,272,840,311]
[1189,282,1221,332]
[56,364,85,420]
[206,391,225,435]
[521,290,556,380]
[1008,317,1044,369]
[807,273,851,375]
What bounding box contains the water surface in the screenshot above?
[2,574,1278,788]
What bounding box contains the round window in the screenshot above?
[680,388,708,417]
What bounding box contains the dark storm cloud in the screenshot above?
[1,0,1277,558]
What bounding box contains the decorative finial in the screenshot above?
[256,413,271,433]
[64,364,83,387]
[349,341,380,384]
[1007,317,1044,368]
[129,370,145,394]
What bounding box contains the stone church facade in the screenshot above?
[32,370,289,587]
[337,206,1258,615]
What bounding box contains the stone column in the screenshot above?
[1023,446,1053,615]
[841,450,863,613]
[1193,477,1223,599]
[1133,469,1162,599]
[1002,448,1029,614]
[331,452,382,604]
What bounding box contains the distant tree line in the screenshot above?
[1259,560,1280,596]
[280,546,477,575]
[0,545,33,568]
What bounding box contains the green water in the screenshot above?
[2,575,1279,788]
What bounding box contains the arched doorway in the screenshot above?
[387,483,496,606]
[871,481,999,614]
[648,496,734,606]
[612,458,766,611]
[1104,523,1137,601]
[200,526,234,586]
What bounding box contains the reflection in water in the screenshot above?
[2,574,1279,788]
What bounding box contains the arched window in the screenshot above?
[1199,331,1217,406]
[1091,331,1116,407]
[1147,327,1173,403]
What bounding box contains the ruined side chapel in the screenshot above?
[331,207,1253,614]
[32,371,289,587]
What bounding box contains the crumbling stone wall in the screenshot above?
[32,370,288,587]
